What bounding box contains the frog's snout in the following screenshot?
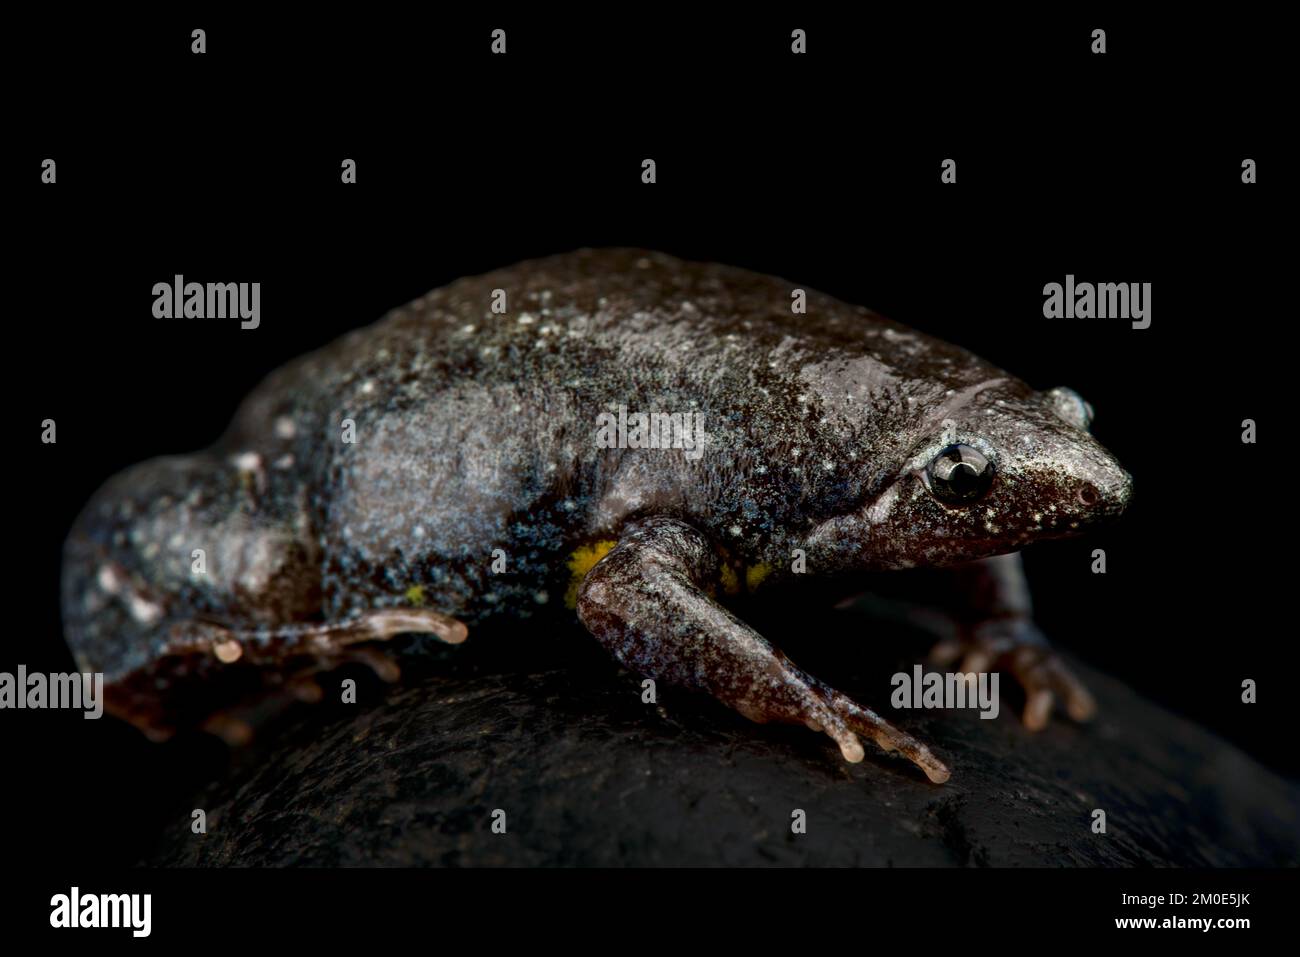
[1074,456,1133,522]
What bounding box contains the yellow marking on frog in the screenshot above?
[719,563,741,596]
[404,584,426,607]
[744,562,773,592]
[564,539,619,608]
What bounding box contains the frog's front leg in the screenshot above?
[928,553,1096,730]
[576,516,950,784]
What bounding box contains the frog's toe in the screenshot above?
[739,671,946,782]
[999,643,1096,729]
[812,710,865,765]
[956,619,1096,730]
[822,688,951,783]
[1032,651,1096,723]
[928,637,965,668]
[353,608,468,646]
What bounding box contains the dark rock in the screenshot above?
[144,620,1299,867]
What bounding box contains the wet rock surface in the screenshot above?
[143,613,1300,868]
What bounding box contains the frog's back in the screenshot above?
[230,248,1003,434]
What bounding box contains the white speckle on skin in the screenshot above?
[274,454,295,469]
[274,416,297,439]
[231,451,262,474]
[360,380,375,395]
[729,525,742,537]
[518,313,535,325]
[128,594,162,625]
[97,565,121,594]
[460,324,476,335]
[533,591,549,604]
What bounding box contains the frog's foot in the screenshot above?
[929,618,1095,730]
[102,608,469,742]
[728,666,949,782]
[577,516,950,784]
[796,682,951,784]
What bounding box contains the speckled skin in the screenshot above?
[62,249,1131,777]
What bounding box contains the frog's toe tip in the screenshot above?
[1023,690,1054,731]
[925,764,952,785]
[837,735,866,764]
[1066,694,1096,722]
[438,620,469,645]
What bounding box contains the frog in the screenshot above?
[61,248,1132,783]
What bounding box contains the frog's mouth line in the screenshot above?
[804,483,905,550]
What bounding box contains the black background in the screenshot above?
[7,7,1292,887]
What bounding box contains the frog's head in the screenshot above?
[808,380,1133,570]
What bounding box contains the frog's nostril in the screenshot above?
[1084,466,1134,517]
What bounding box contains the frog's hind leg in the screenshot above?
[62,451,469,742]
[79,600,469,743]
[170,607,470,667]
[925,553,1096,729]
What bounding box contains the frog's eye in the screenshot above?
[926,444,994,506]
